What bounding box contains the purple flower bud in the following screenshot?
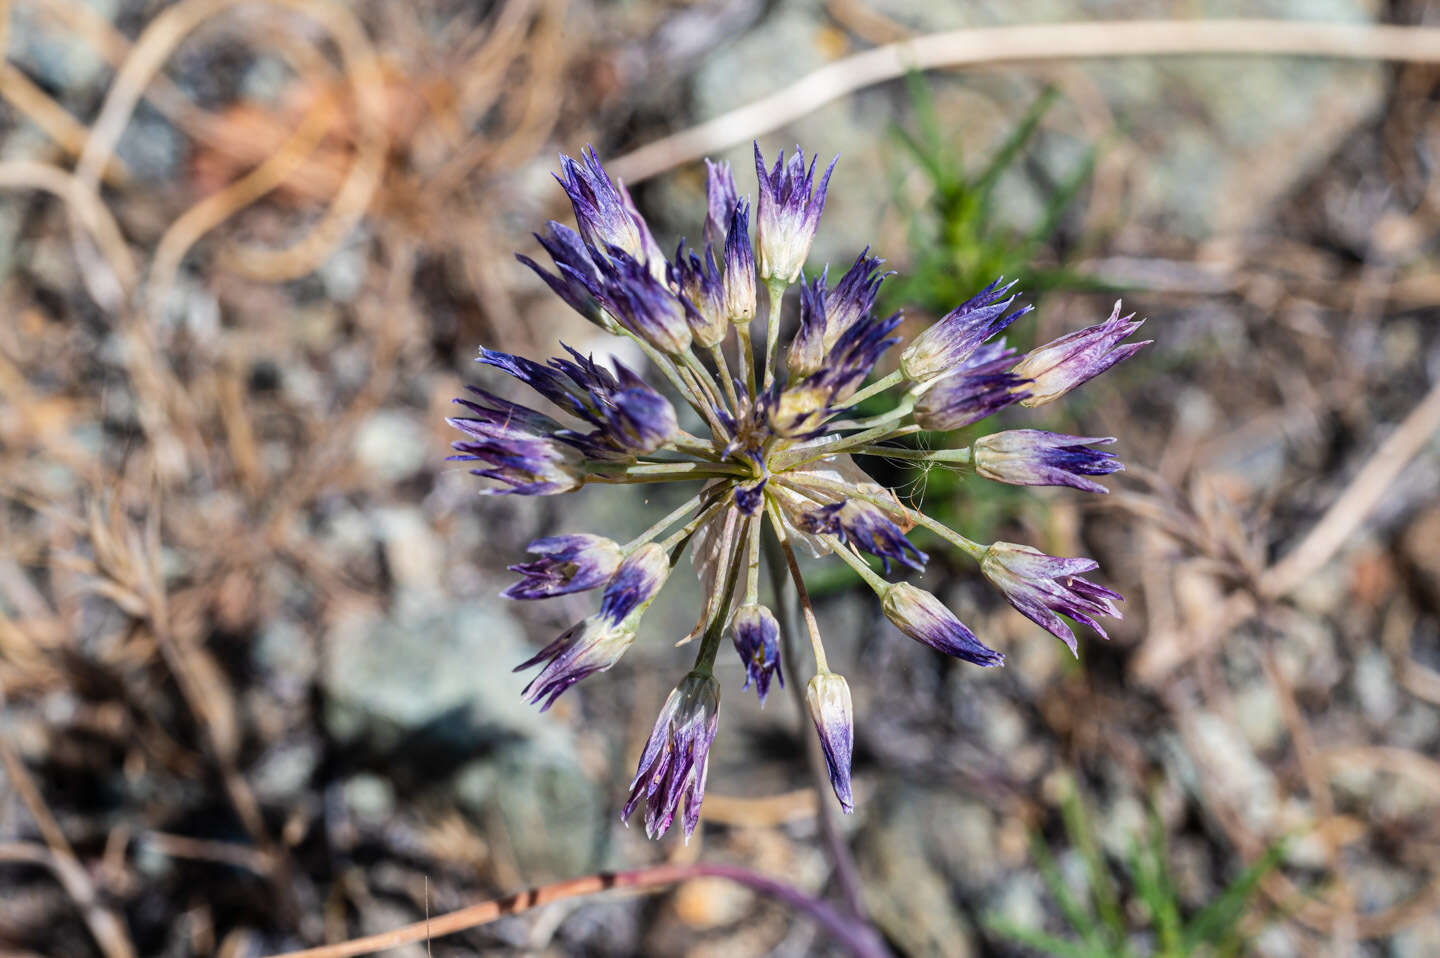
[555,147,664,271]
[1012,301,1150,405]
[880,582,1003,667]
[703,159,740,250]
[806,672,854,813]
[592,248,694,355]
[789,251,890,378]
[602,388,679,456]
[914,346,1031,431]
[476,346,677,459]
[623,672,721,840]
[729,605,783,703]
[599,543,671,625]
[446,411,585,496]
[973,429,1122,494]
[770,312,902,438]
[900,278,1033,383]
[980,542,1122,654]
[735,475,767,516]
[721,201,757,323]
[797,499,926,573]
[516,616,636,710]
[516,222,605,325]
[671,240,728,348]
[503,534,624,600]
[754,143,836,284]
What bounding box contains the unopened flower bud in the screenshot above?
[624,671,721,840]
[599,543,671,625]
[1012,301,1149,405]
[972,429,1121,494]
[806,672,854,813]
[504,534,623,600]
[880,582,1003,667]
[730,605,783,703]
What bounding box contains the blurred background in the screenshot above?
[1,1,1439,956]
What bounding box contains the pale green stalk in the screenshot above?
[834,397,915,432]
[849,444,971,464]
[774,424,922,471]
[679,364,729,440]
[735,323,757,396]
[681,349,728,415]
[845,369,904,407]
[626,332,710,418]
[762,494,829,672]
[587,461,744,482]
[761,279,787,390]
[659,494,732,551]
[744,508,763,605]
[623,493,705,551]
[905,509,987,561]
[817,534,891,595]
[709,343,742,415]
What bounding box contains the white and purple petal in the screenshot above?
[623,672,721,840]
[900,278,1032,383]
[1013,301,1150,405]
[973,429,1122,494]
[880,583,1004,667]
[806,672,855,813]
[980,542,1123,653]
[729,605,783,703]
[504,535,624,600]
[754,143,836,283]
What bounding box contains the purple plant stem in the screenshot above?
[762,530,872,923]
[265,861,890,958]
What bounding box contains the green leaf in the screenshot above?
[983,915,1108,958]
[974,85,1060,202]
[1058,785,1127,941]
[1181,841,1285,951]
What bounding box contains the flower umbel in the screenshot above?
[453,144,1147,836]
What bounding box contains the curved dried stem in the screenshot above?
[610,19,1440,185]
[265,861,889,958]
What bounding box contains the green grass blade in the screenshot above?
[1181,841,1285,951]
[974,85,1059,202]
[1059,786,1127,942]
[983,915,1109,958]
[1023,142,1098,252]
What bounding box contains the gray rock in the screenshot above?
[354,410,432,485]
[927,800,1001,890]
[1182,715,1279,832]
[251,739,320,803]
[322,600,550,753]
[1393,913,1440,958]
[372,506,444,595]
[1233,679,1286,753]
[453,739,606,880]
[342,774,396,823]
[857,788,977,958]
[1352,648,1398,726]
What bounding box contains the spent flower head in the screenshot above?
[450,143,1147,837]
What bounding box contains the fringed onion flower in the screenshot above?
[450,144,1148,836]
